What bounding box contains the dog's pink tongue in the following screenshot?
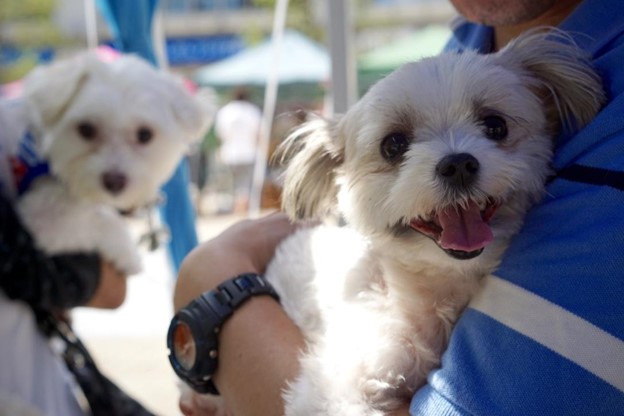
[438,201,493,251]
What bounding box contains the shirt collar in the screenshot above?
[447,16,494,54]
[449,0,624,56]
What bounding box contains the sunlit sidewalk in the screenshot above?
[72,211,251,416]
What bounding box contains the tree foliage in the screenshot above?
[0,0,57,21]
[249,0,323,42]
[0,0,65,83]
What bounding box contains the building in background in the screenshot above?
[1,0,455,86]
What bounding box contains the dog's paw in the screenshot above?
[361,377,411,414]
[98,233,143,275]
[111,250,143,275]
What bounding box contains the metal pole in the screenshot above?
[327,0,357,115]
[85,0,98,49]
[153,8,170,70]
[248,0,290,217]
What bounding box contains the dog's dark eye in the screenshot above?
[137,127,153,145]
[481,115,508,141]
[77,122,97,141]
[380,133,410,162]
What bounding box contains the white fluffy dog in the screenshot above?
[262,30,605,415]
[6,52,211,274]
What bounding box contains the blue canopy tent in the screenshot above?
[95,0,198,273]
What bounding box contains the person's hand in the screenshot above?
[85,260,127,309]
[179,387,231,416]
[174,212,299,311]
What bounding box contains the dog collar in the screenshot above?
[12,130,50,196]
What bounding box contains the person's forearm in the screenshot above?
[173,213,305,415]
[214,296,305,416]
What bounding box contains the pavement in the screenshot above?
[72,211,250,416]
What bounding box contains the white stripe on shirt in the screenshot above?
[470,275,624,392]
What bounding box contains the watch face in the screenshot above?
[172,321,197,371]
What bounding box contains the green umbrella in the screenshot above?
[357,25,451,95]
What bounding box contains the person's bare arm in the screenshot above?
[214,296,304,415]
[174,213,304,415]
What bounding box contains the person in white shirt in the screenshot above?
[214,87,262,214]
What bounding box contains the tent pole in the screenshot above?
[327,0,357,115]
[248,0,290,218]
[85,0,98,49]
[152,8,169,70]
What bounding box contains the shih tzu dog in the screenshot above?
[264,29,604,415]
[5,52,212,274]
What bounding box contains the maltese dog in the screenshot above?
[5,52,213,275]
[262,30,605,415]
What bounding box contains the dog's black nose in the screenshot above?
[436,153,480,188]
[102,171,127,194]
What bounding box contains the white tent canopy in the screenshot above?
[194,30,330,86]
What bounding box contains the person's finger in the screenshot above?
[85,260,127,309]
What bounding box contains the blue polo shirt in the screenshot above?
[410,1,624,414]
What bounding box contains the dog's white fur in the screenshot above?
[263,30,605,415]
[9,52,212,274]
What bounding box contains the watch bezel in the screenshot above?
[167,297,222,394]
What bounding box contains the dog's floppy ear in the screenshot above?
[23,55,91,128]
[496,28,606,134]
[277,116,345,220]
[163,77,212,144]
[192,87,219,138]
[158,72,213,145]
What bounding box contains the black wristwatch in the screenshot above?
[167,273,280,394]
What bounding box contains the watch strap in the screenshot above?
[216,272,280,310]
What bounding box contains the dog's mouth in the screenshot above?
[408,198,500,260]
